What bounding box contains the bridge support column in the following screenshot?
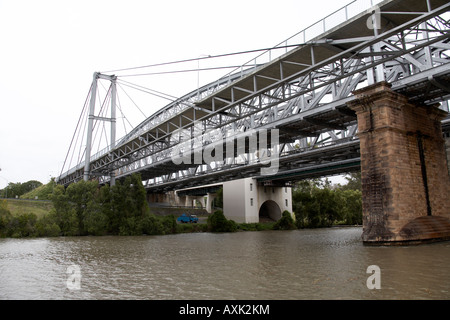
[206,193,216,213]
[185,195,193,208]
[445,133,450,177]
[223,178,292,223]
[348,82,450,244]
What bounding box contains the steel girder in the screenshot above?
[57,0,450,190]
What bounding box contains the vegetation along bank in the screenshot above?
[0,173,362,238]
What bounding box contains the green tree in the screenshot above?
[340,172,362,191]
[65,180,99,235]
[141,213,164,235]
[0,200,12,237]
[35,214,61,237]
[338,189,362,225]
[6,213,38,237]
[106,174,151,235]
[207,210,237,232]
[21,179,56,200]
[273,210,296,230]
[214,187,223,209]
[293,179,344,228]
[50,184,78,236]
[1,180,43,198]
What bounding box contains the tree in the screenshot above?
[20,179,56,200]
[293,179,344,228]
[50,184,79,236]
[292,174,363,228]
[207,210,237,232]
[214,187,223,209]
[339,189,362,225]
[1,180,43,198]
[340,172,362,191]
[0,200,12,237]
[273,211,296,230]
[65,180,99,235]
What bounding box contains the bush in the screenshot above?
[161,215,177,234]
[0,200,12,237]
[141,213,164,235]
[0,213,38,238]
[176,223,208,233]
[273,211,296,230]
[207,210,237,232]
[35,214,61,237]
[237,222,275,231]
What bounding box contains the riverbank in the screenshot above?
[0,198,356,239]
[1,197,299,238]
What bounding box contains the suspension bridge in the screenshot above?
[57,0,450,244]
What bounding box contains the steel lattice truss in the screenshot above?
[57,0,450,192]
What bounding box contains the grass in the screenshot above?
[4,199,53,218]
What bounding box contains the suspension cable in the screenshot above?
[117,65,247,78]
[59,84,92,177]
[101,44,302,74]
[117,79,178,102]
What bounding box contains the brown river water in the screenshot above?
[0,227,449,300]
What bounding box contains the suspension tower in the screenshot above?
[83,72,117,185]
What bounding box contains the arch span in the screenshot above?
[259,200,282,221]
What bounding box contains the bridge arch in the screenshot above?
[259,200,282,222]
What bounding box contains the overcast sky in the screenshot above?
[0,0,353,188]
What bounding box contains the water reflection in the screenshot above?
[0,227,449,300]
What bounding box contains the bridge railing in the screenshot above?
[213,0,385,89]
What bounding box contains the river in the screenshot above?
[0,227,449,300]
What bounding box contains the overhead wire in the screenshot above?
[59,84,92,177]
[116,91,133,137]
[101,43,302,74]
[117,82,148,118]
[117,79,178,102]
[116,65,250,78]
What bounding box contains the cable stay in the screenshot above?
[101,43,303,74]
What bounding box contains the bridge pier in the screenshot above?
[206,193,217,214]
[445,133,450,178]
[223,178,292,223]
[348,82,450,245]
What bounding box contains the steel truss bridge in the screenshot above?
[57,0,450,193]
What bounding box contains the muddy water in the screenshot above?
[0,227,449,300]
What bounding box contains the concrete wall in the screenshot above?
[223,177,292,223]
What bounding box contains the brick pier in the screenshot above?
[348,82,450,244]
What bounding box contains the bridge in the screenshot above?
[57,0,450,244]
